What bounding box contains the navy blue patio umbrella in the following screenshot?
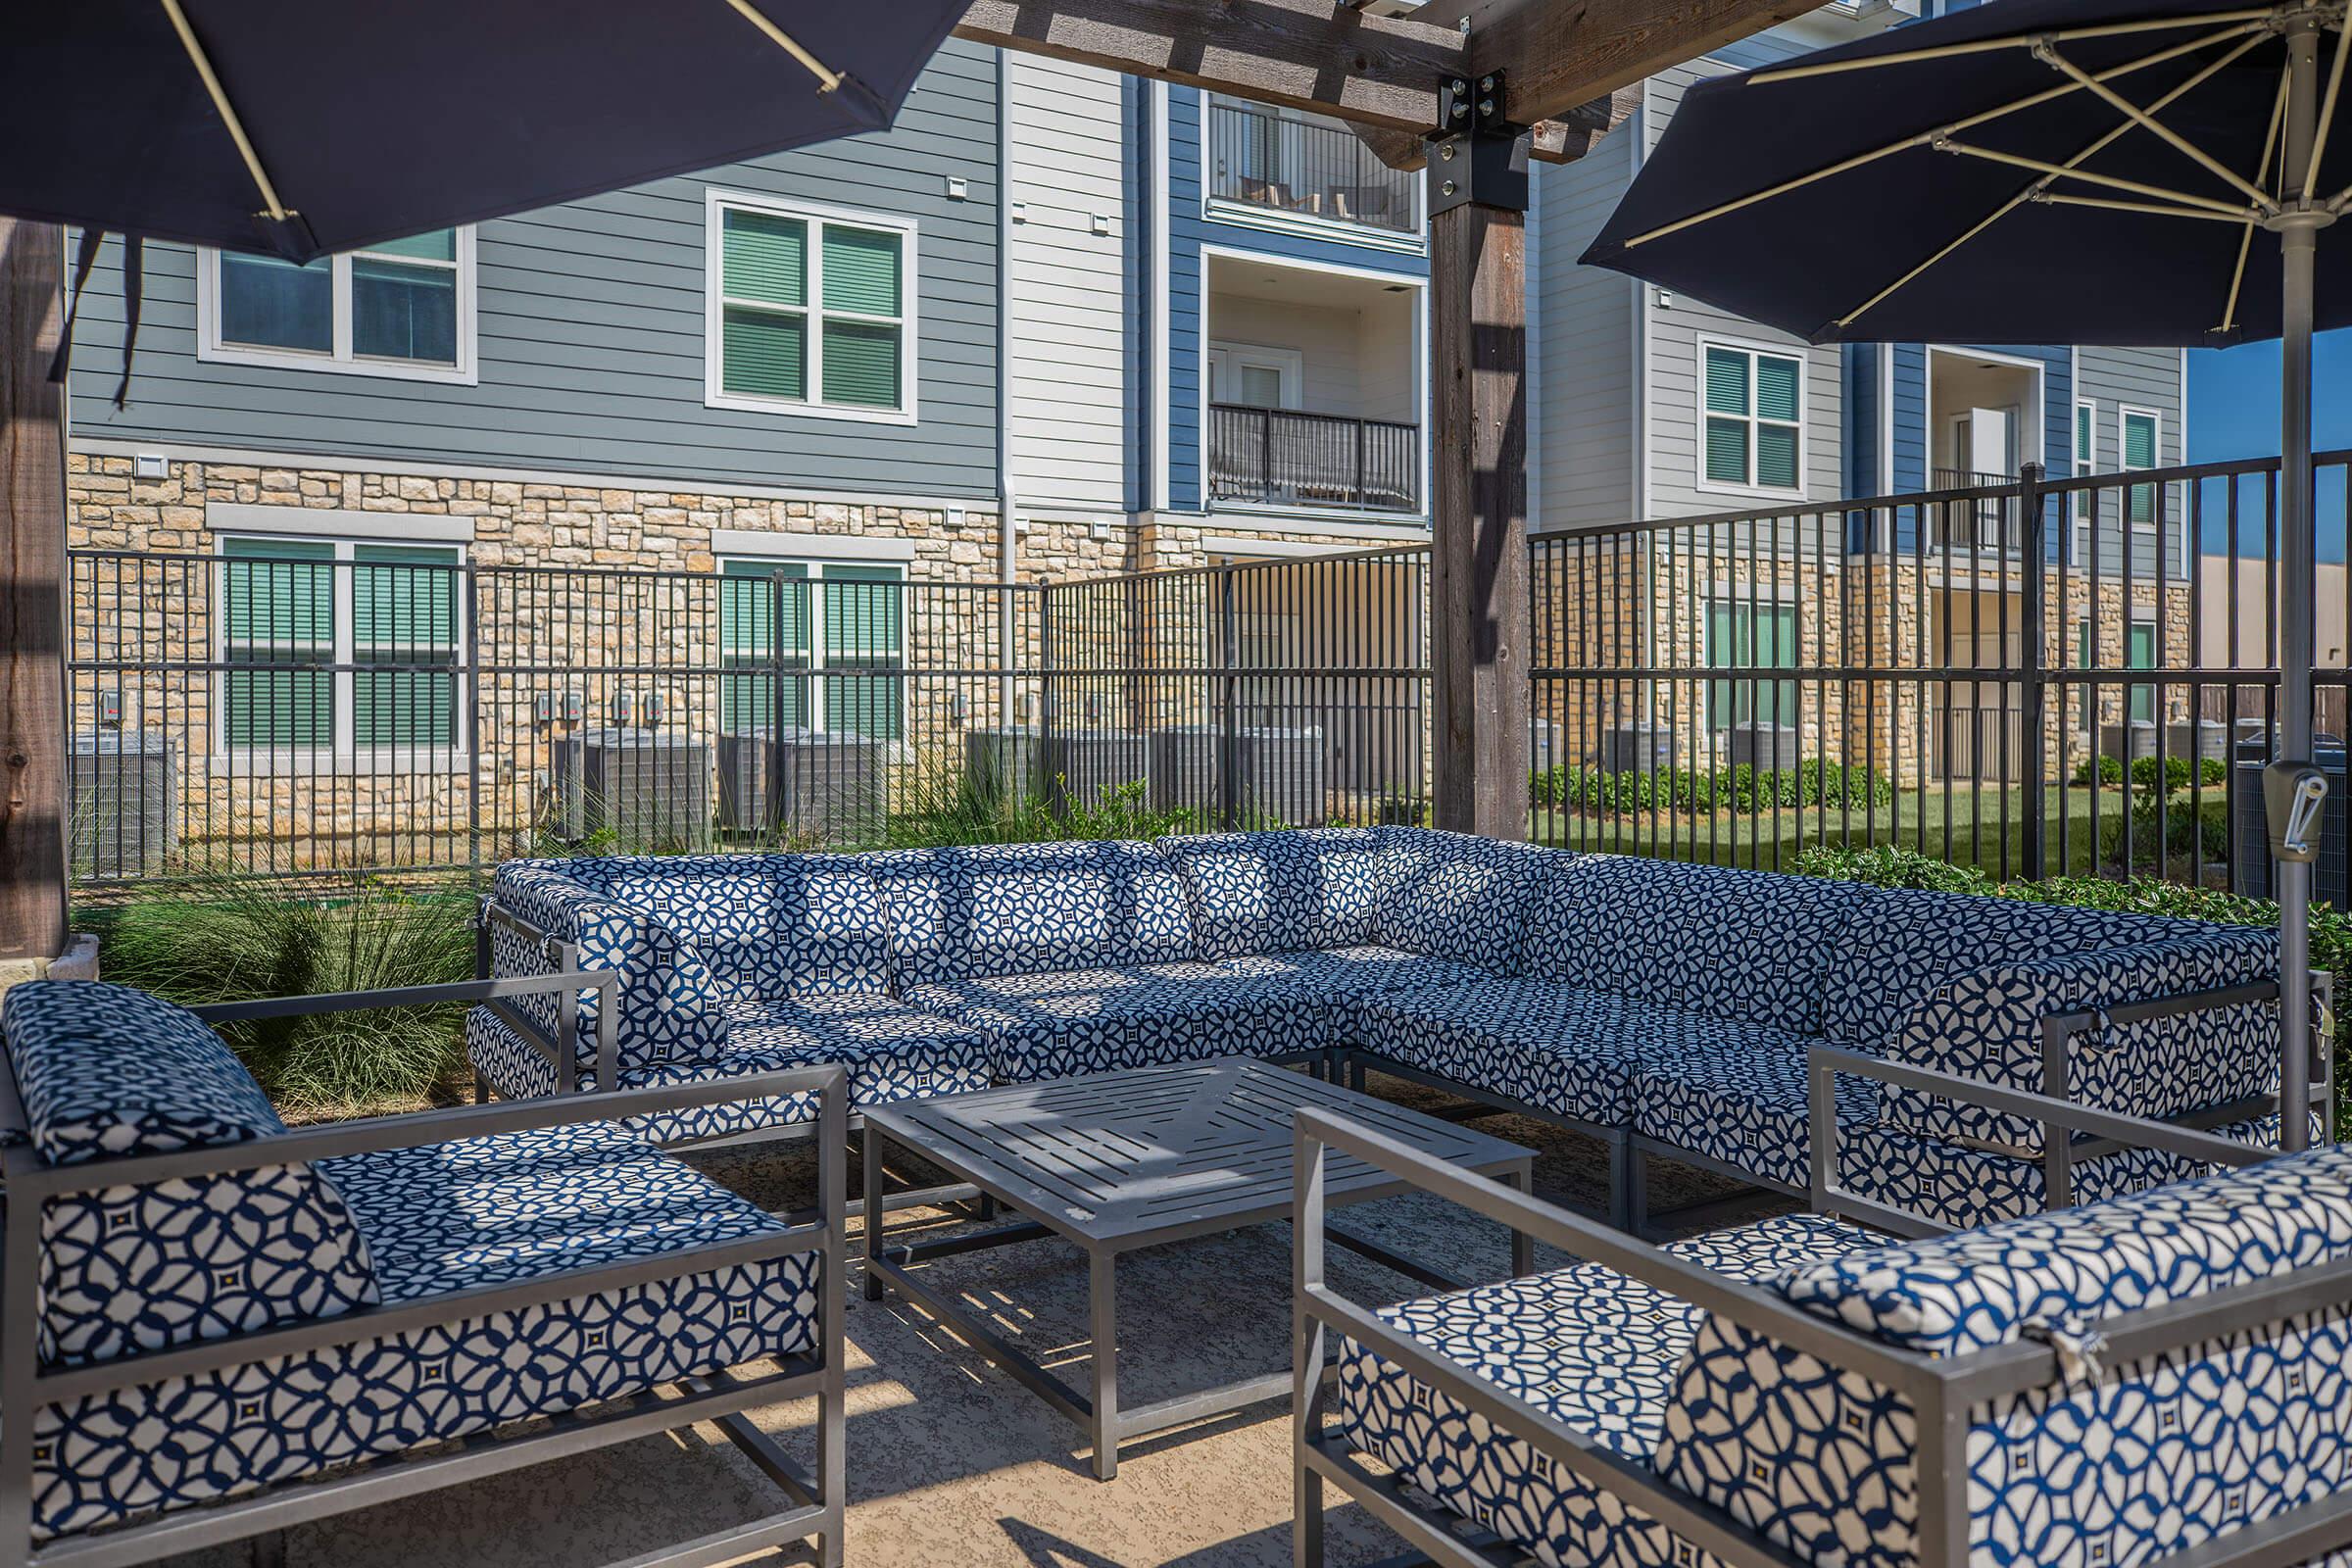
[0,0,966,263]
[1584,0,2346,1150]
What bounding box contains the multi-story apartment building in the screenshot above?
[1531,0,2193,785]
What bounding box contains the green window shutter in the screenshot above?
[820,226,901,317]
[1754,423,1799,489]
[820,319,902,409]
[722,306,807,401]
[351,545,459,748]
[2124,412,2158,523]
[2076,402,2094,466]
[1704,416,1749,485]
[820,566,904,741]
[722,210,807,305]
[220,539,334,749]
[1753,355,1799,422]
[365,229,457,263]
[1703,347,1748,416]
[2127,621,2157,722]
[1705,603,1738,728]
[719,561,809,732]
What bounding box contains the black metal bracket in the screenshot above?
[1428,70,1530,215]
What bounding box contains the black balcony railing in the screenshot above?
[1208,403,1421,514]
[1206,102,1417,236]
[1928,467,2018,553]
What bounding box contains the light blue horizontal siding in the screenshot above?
[67,40,1003,500]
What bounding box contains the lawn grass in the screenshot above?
[1531,783,2230,883]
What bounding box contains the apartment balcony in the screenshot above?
[1208,403,1420,512]
[1204,98,1419,239]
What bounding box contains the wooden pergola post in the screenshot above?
[0,219,68,968]
[1427,86,1530,838]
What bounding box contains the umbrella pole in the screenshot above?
[2276,14,2326,1154]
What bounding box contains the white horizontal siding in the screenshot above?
[1006,54,1129,514]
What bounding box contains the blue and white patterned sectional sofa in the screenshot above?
[470,827,2297,1232]
[0,980,842,1562]
[1317,1138,2352,1568]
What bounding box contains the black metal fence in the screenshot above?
[1206,403,1420,513]
[66,546,1436,883]
[1530,451,2352,902]
[1204,100,1417,235]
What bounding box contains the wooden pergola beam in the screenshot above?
[1437,0,1825,125]
[954,0,1469,134]
[1352,85,1638,171]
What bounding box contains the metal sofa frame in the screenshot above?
[1292,1061,2352,1568]
[0,968,848,1568]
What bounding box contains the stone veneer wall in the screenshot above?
[64,454,1418,872]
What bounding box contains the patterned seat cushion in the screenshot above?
[1528,857,1854,1035]
[869,840,1197,985]
[1338,1214,1876,1568]
[2,982,379,1369]
[1840,1112,2300,1235]
[1626,1011,1878,1191]
[565,853,894,1000]
[1659,1146,2352,1568]
[904,962,1332,1082]
[467,993,987,1145]
[1374,828,1558,973]
[1210,944,1490,999]
[30,1124,819,1544]
[491,860,726,1073]
[1353,981,1639,1125]
[1156,828,1392,959]
[1882,928,2281,1154]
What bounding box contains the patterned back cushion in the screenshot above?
[1,982,378,1367]
[1657,1148,2352,1568]
[1374,829,1556,973]
[1883,928,2281,1152]
[1157,828,1391,959]
[591,854,892,999]
[1816,886,2206,1050]
[1525,856,1852,1035]
[871,840,1198,984]
[493,860,723,1069]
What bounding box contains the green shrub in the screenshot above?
[88,872,475,1118]
[1535,759,1893,817]
[882,757,1204,849]
[2073,755,2228,792]
[2096,793,2229,868]
[1792,844,1992,893]
[2073,755,2126,788]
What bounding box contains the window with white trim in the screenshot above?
[2121,406,2161,526]
[717,558,906,741]
[1705,599,1800,728]
[203,229,474,381]
[2073,397,2097,529]
[218,536,464,757]
[1700,343,1803,492]
[707,194,915,420]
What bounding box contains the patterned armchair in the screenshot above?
[0,978,847,1568]
[1295,1098,2352,1568]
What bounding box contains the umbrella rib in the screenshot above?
[2304,16,2350,200]
[2224,64,2293,332]
[1833,30,2268,331]
[2040,191,2256,221]
[1936,137,2256,217]
[719,0,846,92]
[157,0,289,222]
[2035,39,2281,212]
[1622,22,2264,249]
[1748,8,2286,84]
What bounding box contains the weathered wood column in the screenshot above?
[0,219,68,965]
[1427,86,1530,839]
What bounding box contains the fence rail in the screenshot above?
[66,547,1436,883]
[1530,451,2352,904]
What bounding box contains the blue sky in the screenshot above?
[2187,332,2352,463]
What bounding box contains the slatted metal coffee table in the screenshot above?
[861,1056,1533,1480]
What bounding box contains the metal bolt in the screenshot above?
[1450,77,1468,94]
[1440,143,1456,161]
[1479,98,1494,116]
[1450,101,1468,119]
[1442,179,1457,196]
[1480,74,1494,91]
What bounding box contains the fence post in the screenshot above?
[465,553,482,877]
[1219,566,1242,829]
[2019,461,2047,881]
[769,568,789,836]
[1041,577,1063,817]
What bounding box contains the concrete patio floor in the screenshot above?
[162,1077,1764,1568]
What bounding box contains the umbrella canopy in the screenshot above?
[1584,0,2342,347]
[0,0,967,263]
[1583,0,2346,1154]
